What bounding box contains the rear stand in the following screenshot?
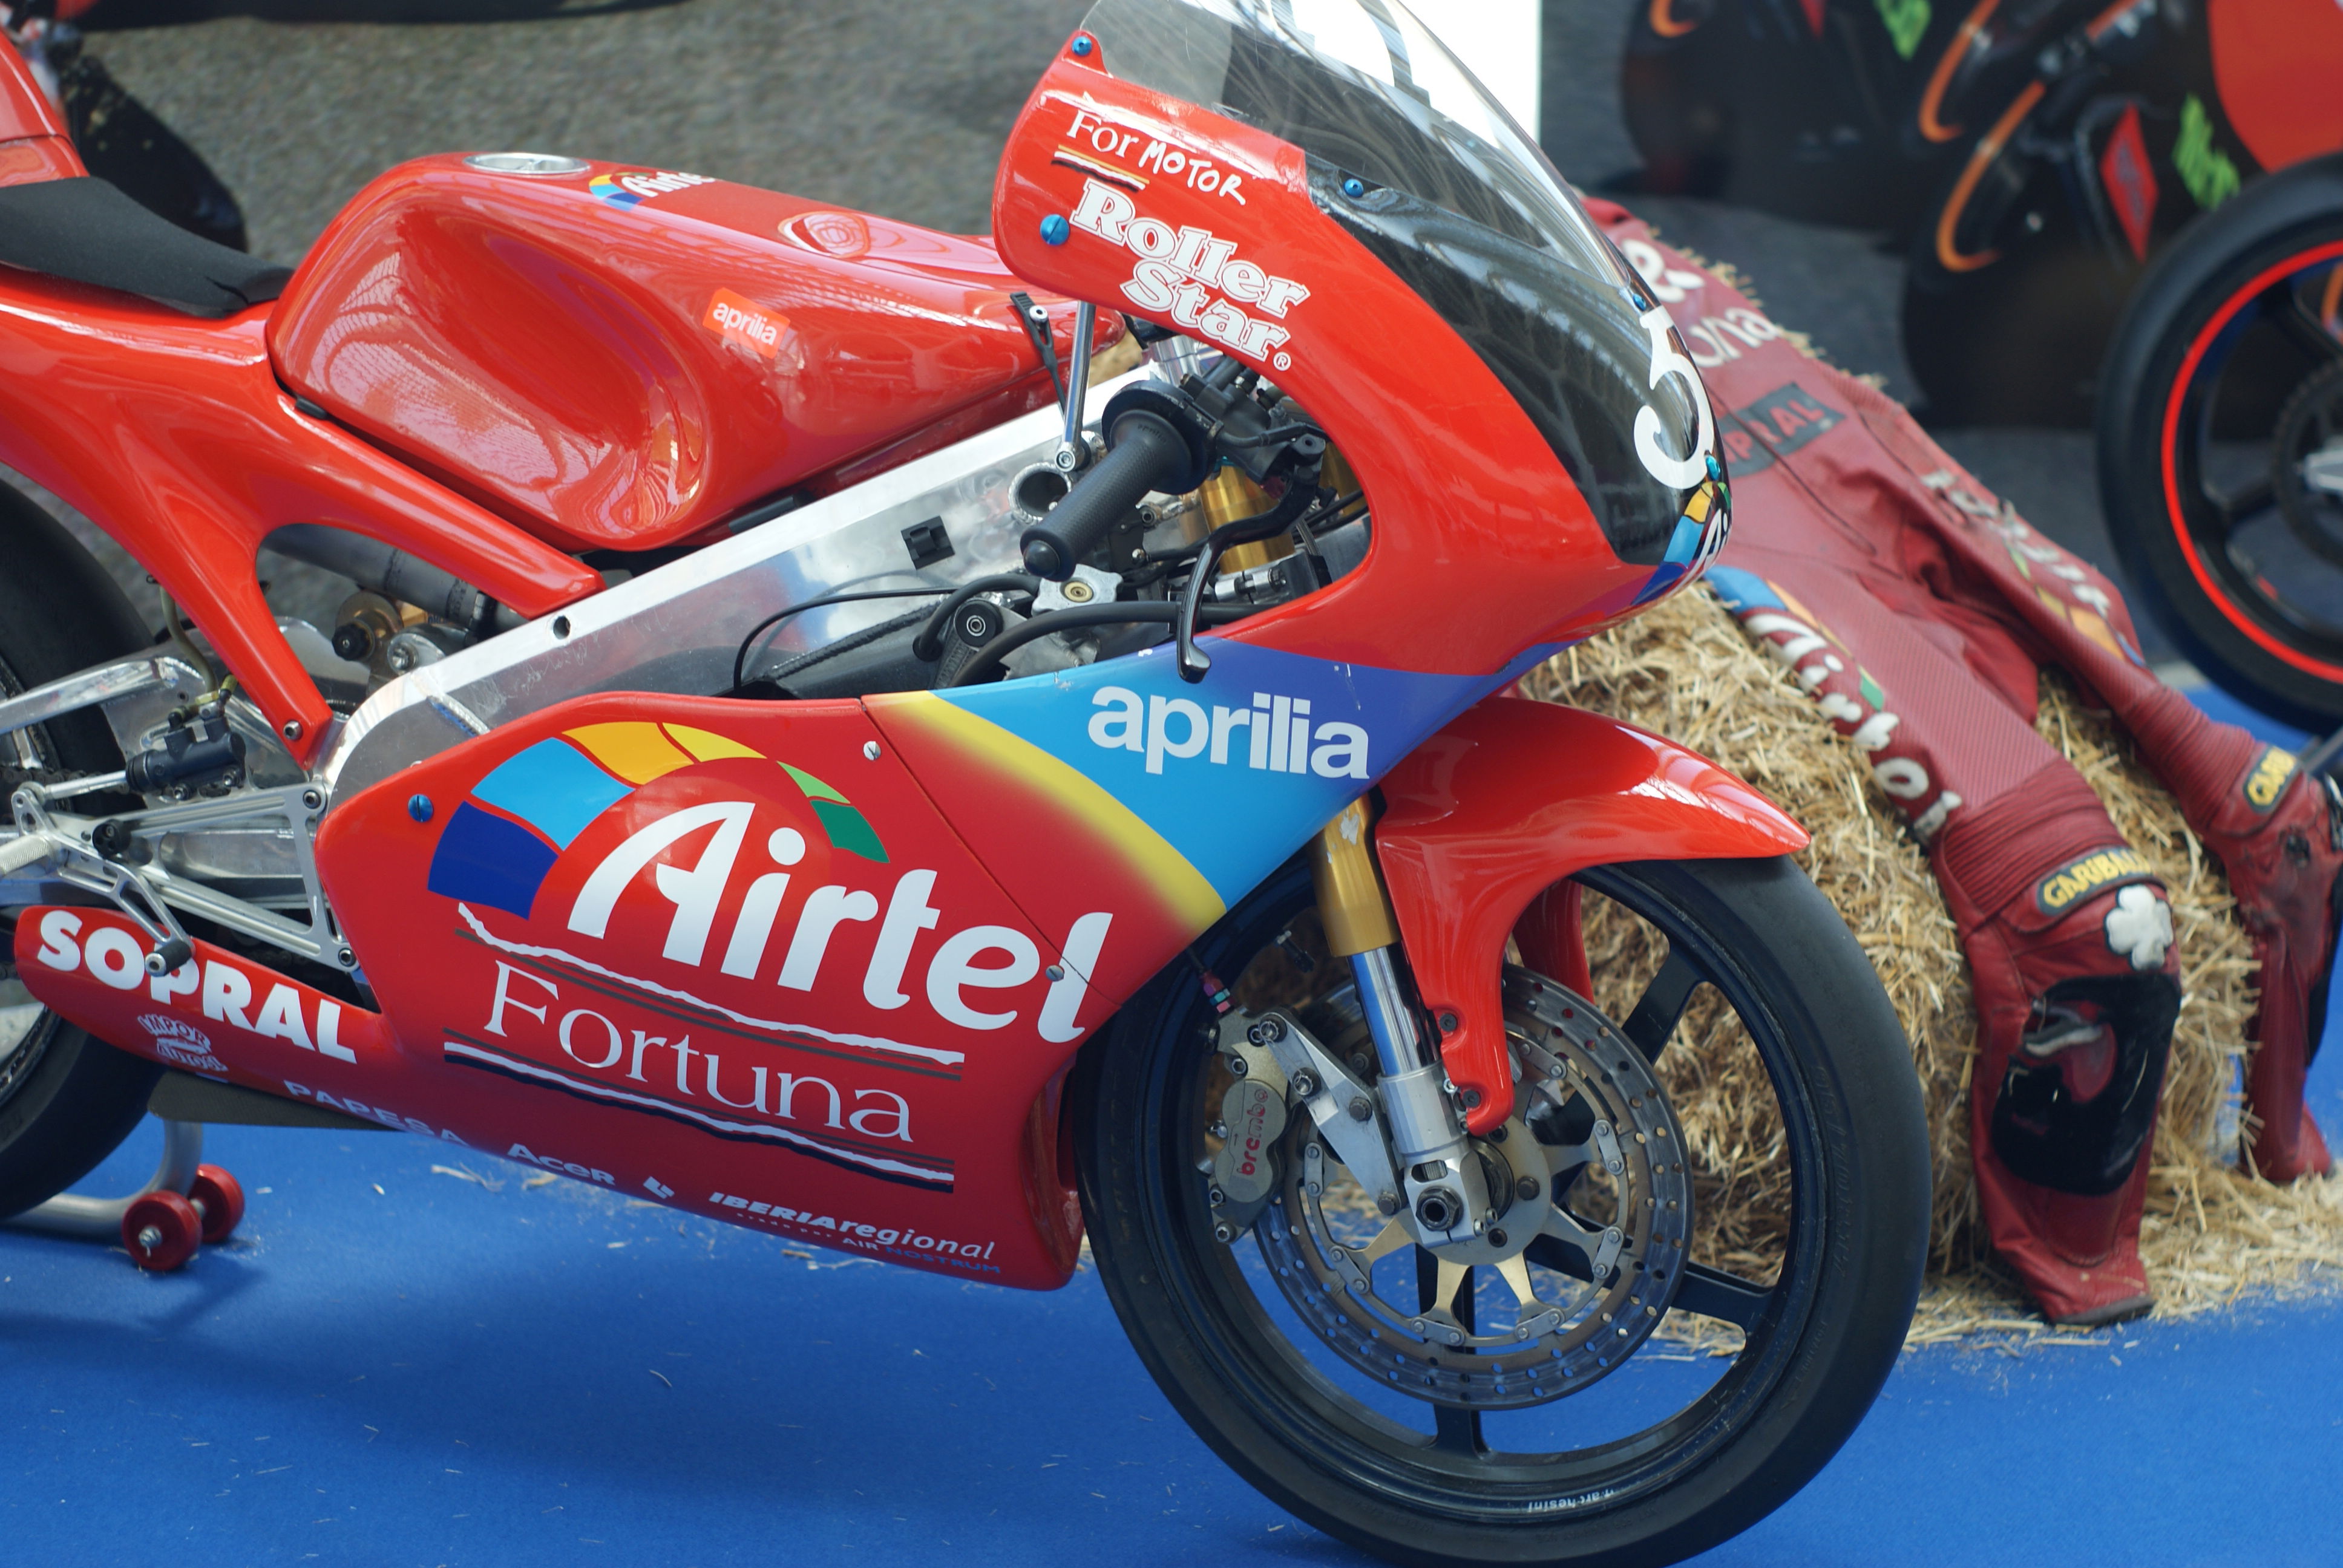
[5,1119,244,1270]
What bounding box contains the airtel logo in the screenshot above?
[563,804,1107,1041]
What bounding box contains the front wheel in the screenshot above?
[1074,855,1927,1568]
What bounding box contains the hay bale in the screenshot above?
[1527,589,2343,1335]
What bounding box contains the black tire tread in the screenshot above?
[1074,855,1927,1568]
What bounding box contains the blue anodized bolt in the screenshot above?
[407,794,433,823]
[1071,33,1093,56]
[1341,176,1365,198]
[1040,213,1072,246]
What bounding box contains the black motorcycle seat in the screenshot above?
[0,175,291,319]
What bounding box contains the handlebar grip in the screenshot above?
[1020,412,1187,580]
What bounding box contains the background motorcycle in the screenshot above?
[4,0,249,247]
[1615,0,2343,428]
[0,2,1928,1562]
[2099,150,2343,732]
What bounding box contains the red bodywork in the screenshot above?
[1378,700,1806,1116]
[0,31,76,186]
[4,33,1794,1278]
[270,160,1118,553]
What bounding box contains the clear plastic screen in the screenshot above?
[1076,0,1627,287]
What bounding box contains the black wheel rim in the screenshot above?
[2166,243,2343,670]
[1130,860,1830,1523]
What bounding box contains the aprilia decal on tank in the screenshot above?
[422,719,1111,1191]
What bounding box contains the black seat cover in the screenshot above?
[0,176,291,318]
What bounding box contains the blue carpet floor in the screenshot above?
[7,691,2340,1567]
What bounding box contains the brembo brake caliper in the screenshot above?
[1211,1005,1489,1250]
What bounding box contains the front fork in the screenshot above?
[1308,799,1495,1247]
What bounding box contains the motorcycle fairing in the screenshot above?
[15,907,392,1096]
[989,34,1728,680]
[269,156,1115,554]
[308,691,1104,1283]
[18,682,1804,1283]
[869,634,1497,1002]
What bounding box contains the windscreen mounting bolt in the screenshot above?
[1340,177,1365,198]
[407,794,433,822]
[1070,33,1093,56]
[1040,214,1071,246]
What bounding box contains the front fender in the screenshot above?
[1375,697,1807,1134]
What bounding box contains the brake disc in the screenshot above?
[1251,969,1692,1410]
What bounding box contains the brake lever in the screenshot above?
[1175,472,1325,684]
[1175,532,1229,684]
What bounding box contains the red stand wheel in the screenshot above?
[120,1191,202,1272]
[187,1164,245,1244]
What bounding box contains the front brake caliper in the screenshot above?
[1206,1019,1290,1241]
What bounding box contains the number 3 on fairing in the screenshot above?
[1634,303,1715,490]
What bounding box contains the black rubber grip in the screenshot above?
[1020,412,1186,580]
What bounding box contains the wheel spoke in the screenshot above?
[2209,475,2275,534]
[1495,1252,1539,1307]
[1432,1400,1485,1456]
[1621,946,1702,1061]
[1417,1249,1486,1457]
[1433,1258,1470,1316]
[1524,1210,1604,1280]
[1670,1261,1773,1330]
[1360,1217,1414,1266]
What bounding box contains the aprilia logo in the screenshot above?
[705,289,785,358]
[1089,686,1367,779]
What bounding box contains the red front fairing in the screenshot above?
[269,157,1116,553]
[990,47,1674,677]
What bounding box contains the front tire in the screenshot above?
[1074,854,1927,1568]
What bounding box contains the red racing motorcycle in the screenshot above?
[0,2,1927,1562]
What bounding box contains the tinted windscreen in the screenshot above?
[1080,0,1625,287]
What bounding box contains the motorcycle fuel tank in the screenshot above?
[269,155,1106,552]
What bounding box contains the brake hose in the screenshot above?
[942,601,1245,689]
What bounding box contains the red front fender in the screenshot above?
[1375,697,1809,1134]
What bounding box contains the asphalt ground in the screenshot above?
[24,1,2138,654]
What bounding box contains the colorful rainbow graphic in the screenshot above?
[425,720,884,921]
[586,174,642,209]
[1632,473,1731,608]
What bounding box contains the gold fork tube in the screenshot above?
[1311,797,1399,958]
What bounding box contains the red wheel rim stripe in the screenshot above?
[2158,238,2343,681]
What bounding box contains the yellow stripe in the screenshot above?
[566,720,692,785]
[663,723,764,764]
[873,693,1224,935]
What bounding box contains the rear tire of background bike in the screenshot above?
[2098,153,2343,731]
[1074,855,1928,1568]
[0,484,163,1219]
